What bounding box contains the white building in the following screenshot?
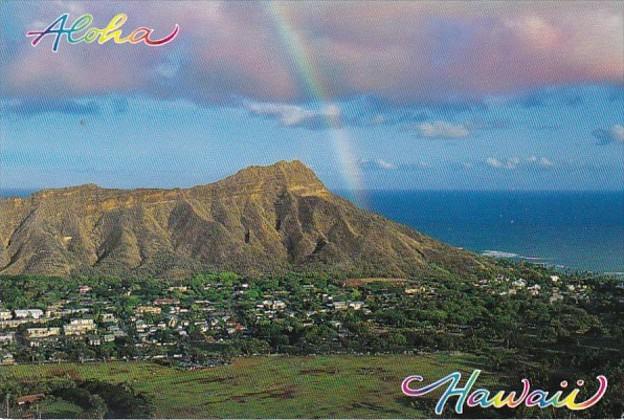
[512,279,527,288]
[348,301,365,310]
[26,327,61,338]
[14,309,44,319]
[64,319,96,336]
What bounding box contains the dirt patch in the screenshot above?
[47,367,82,380]
[266,387,296,400]
[342,278,406,287]
[357,366,388,375]
[171,376,234,385]
[299,367,336,375]
[230,386,297,402]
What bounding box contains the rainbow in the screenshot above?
[266,2,367,208]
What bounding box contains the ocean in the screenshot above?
[354,190,624,274]
[2,189,623,273]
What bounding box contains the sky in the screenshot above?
[0,1,623,196]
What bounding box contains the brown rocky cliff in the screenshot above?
[0,160,488,278]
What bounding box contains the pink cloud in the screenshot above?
[1,1,622,105]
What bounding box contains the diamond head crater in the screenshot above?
[0,161,489,279]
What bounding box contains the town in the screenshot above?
[0,264,613,368]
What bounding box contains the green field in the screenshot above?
[1,353,492,418]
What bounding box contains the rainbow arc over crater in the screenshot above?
[267,2,368,209]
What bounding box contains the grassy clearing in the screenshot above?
[2,353,491,418]
[341,278,407,287]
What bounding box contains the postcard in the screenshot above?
[0,1,622,418]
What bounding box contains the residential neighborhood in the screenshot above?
[0,266,605,368]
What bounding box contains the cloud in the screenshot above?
[527,155,555,168]
[612,124,624,142]
[359,159,397,171]
[593,124,624,145]
[359,159,435,172]
[365,111,428,126]
[486,157,521,169]
[244,99,428,129]
[1,1,622,107]
[417,121,469,138]
[6,98,100,116]
[486,156,555,169]
[244,101,340,129]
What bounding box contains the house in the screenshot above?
[14,309,44,319]
[348,301,365,310]
[26,327,61,339]
[405,286,428,295]
[167,317,179,328]
[0,333,15,344]
[0,319,29,328]
[193,321,209,332]
[154,298,179,306]
[549,292,564,303]
[512,279,527,288]
[1,353,15,365]
[64,319,96,336]
[330,321,343,329]
[16,394,45,406]
[550,275,560,283]
[135,320,148,332]
[87,335,101,346]
[45,307,62,318]
[0,310,12,321]
[527,284,541,296]
[333,301,348,310]
[273,300,287,310]
[100,313,117,323]
[108,326,127,338]
[61,308,89,316]
[136,306,161,315]
[79,285,92,295]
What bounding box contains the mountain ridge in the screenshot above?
[0,160,490,279]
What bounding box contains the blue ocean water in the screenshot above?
[2,189,623,273]
[350,191,624,273]
[0,189,36,198]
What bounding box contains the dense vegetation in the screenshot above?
[0,378,152,418]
